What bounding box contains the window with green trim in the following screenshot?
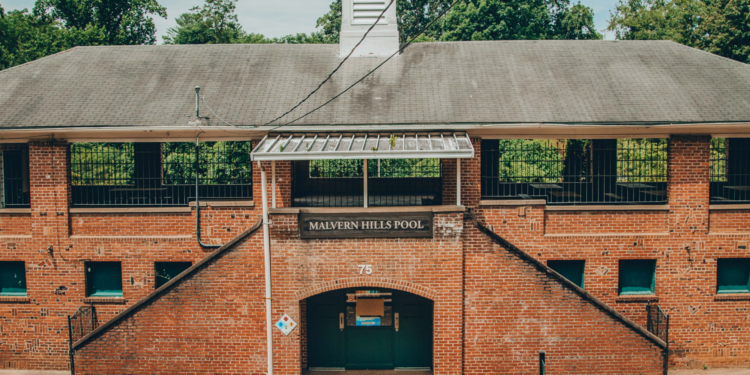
[0,262,26,296]
[548,260,585,288]
[618,260,656,295]
[154,262,192,289]
[717,259,750,294]
[86,262,123,297]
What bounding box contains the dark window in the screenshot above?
[481,139,668,205]
[717,258,750,294]
[2,144,30,208]
[154,262,192,289]
[619,260,656,295]
[710,138,750,203]
[293,159,442,207]
[86,262,123,297]
[70,142,253,207]
[548,260,585,288]
[0,262,26,296]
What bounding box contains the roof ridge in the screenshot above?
[469,211,667,349]
[663,40,750,68]
[72,215,263,350]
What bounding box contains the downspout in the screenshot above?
[260,161,274,375]
[195,135,221,249]
[193,87,221,249]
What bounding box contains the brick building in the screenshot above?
[0,2,749,374]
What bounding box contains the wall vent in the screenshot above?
[352,1,388,25]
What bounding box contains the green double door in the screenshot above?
[307,288,433,370]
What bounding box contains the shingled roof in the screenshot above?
[1,40,749,130]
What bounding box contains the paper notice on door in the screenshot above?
[356,298,384,316]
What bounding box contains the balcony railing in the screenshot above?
[292,159,442,207]
[711,138,750,204]
[481,139,668,205]
[71,142,253,207]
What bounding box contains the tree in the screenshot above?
[607,0,703,46]
[316,0,342,43]
[0,7,106,70]
[163,0,242,44]
[559,3,603,39]
[697,0,750,63]
[34,0,167,45]
[440,0,601,41]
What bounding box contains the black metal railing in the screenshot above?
[292,159,442,207]
[481,139,668,205]
[2,144,30,207]
[646,302,670,375]
[68,304,98,375]
[70,142,253,207]
[710,138,750,203]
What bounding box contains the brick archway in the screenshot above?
[294,277,437,301]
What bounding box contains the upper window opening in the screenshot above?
[70,142,253,207]
[1,144,30,208]
[710,138,750,204]
[481,139,668,205]
[294,159,442,207]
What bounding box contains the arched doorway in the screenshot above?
[305,287,433,371]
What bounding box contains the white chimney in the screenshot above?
[340,0,399,57]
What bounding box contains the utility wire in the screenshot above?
[201,95,236,127]
[275,0,464,128]
[259,0,395,127]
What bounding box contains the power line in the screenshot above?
[277,0,464,128]
[259,0,396,127]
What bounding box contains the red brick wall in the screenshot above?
[267,211,465,375]
[477,136,750,369]
[545,210,669,234]
[73,229,268,375]
[463,224,664,374]
[0,214,31,236]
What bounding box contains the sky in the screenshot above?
[2,0,616,42]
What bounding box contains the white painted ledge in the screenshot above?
[0,208,31,214]
[189,200,254,208]
[710,204,750,210]
[270,205,465,215]
[479,200,546,206]
[70,207,192,214]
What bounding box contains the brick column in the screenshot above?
[668,135,711,236]
[253,160,292,208]
[28,141,71,244]
[443,137,482,208]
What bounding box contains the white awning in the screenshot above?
[251,132,474,161]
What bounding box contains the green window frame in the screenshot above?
[86,262,123,297]
[618,259,656,295]
[0,262,26,296]
[717,258,750,294]
[548,260,585,288]
[154,262,192,289]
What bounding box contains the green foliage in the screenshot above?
[316,0,342,43]
[608,0,750,63]
[617,138,668,182]
[0,8,107,70]
[309,158,440,178]
[165,0,333,45]
[497,140,565,182]
[34,0,167,45]
[440,0,602,41]
[70,142,253,186]
[163,0,242,44]
[710,138,727,182]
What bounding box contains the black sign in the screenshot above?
[299,212,434,239]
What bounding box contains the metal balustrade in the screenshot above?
[481,139,669,205]
[70,142,253,207]
[710,138,750,204]
[292,159,442,207]
[1,144,30,208]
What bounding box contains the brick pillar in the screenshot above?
[443,137,481,208]
[253,160,292,208]
[668,136,710,235]
[28,141,71,243]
